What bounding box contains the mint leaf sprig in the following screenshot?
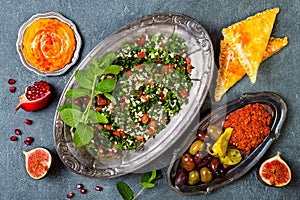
[58,53,121,147]
[117,170,162,200]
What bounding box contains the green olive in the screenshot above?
[207,125,223,140]
[200,167,213,183]
[181,153,195,171]
[189,140,204,155]
[188,170,200,185]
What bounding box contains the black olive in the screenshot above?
[215,165,226,178]
[174,169,188,186]
[196,155,213,169]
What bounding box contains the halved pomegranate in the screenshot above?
[258,151,291,187]
[23,147,52,179]
[14,81,52,114]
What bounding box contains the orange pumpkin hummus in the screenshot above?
[22,18,76,72]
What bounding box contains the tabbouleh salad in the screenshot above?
[58,33,194,158]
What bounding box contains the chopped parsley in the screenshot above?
[59,33,194,158]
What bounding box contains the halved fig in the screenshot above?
[14,81,52,114]
[258,151,291,187]
[23,147,52,179]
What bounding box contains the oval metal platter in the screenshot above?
[53,12,214,178]
[167,92,287,194]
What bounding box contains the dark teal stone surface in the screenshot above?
[0,1,299,199]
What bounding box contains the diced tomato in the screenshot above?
[164,64,174,74]
[186,57,191,64]
[98,145,104,154]
[142,94,150,102]
[149,120,157,128]
[137,91,143,98]
[136,64,142,70]
[136,136,144,142]
[160,94,166,102]
[175,55,181,60]
[120,102,127,111]
[136,38,145,45]
[187,64,192,73]
[97,95,107,106]
[105,124,111,130]
[161,117,168,125]
[141,113,150,124]
[125,70,132,76]
[137,51,146,58]
[95,107,102,112]
[163,65,169,74]
[97,124,104,130]
[113,130,125,138]
[147,128,156,135]
[107,152,115,157]
[180,89,188,98]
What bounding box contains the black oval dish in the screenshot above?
[167,92,287,194]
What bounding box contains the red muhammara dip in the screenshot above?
[224,103,273,153]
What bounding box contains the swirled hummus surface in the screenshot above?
[22,18,76,72]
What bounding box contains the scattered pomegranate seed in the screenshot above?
[80,189,87,194]
[10,136,18,141]
[9,86,16,93]
[8,78,16,84]
[24,119,33,125]
[76,183,84,189]
[26,137,34,142]
[24,137,34,145]
[67,192,75,198]
[14,129,22,135]
[95,186,103,191]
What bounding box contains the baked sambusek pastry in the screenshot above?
[222,8,279,83]
[215,37,288,101]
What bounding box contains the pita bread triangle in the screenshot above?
[222,8,279,83]
[215,37,288,101]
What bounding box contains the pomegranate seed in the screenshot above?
[80,189,87,194]
[24,119,33,125]
[10,136,18,141]
[95,186,103,191]
[76,183,84,189]
[24,137,34,145]
[25,80,50,101]
[26,137,34,142]
[8,79,16,84]
[67,192,75,198]
[14,129,22,135]
[9,86,16,93]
